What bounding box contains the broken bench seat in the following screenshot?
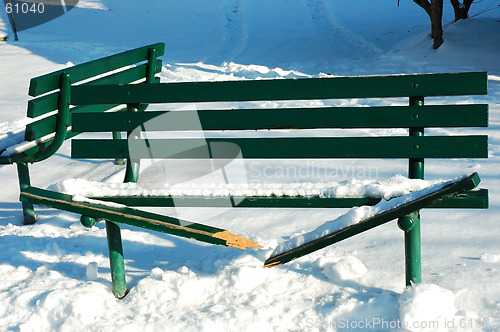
[264,173,482,268]
[0,42,489,298]
[67,68,488,291]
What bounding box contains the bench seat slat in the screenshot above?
[71,136,488,159]
[70,72,488,105]
[91,189,488,209]
[29,43,165,97]
[19,186,260,249]
[264,173,482,267]
[71,104,489,132]
[27,59,162,119]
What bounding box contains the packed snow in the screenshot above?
[399,284,457,332]
[51,175,440,200]
[0,0,499,331]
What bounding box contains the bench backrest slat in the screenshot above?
[28,43,165,97]
[27,60,162,118]
[71,136,488,160]
[25,105,118,141]
[70,72,488,105]
[71,104,488,132]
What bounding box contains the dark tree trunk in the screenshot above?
[413,0,443,48]
[413,0,475,49]
[431,0,444,49]
[450,0,475,21]
[413,0,432,18]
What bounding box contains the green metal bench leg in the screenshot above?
[124,160,140,183]
[405,95,424,286]
[109,104,140,298]
[398,212,422,285]
[105,220,127,298]
[16,162,36,225]
[112,131,125,165]
[124,104,140,183]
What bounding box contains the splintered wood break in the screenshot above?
[213,231,262,250]
[263,261,282,268]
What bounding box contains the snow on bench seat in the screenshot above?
[265,173,480,267]
[51,175,441,200]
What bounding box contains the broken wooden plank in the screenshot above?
[20,186,261,250]
[264,173,481,268]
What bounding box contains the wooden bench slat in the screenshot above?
[20,186,261,250]
[29,43,165,97]
[264,173,482,267]
[71,136,488,159]
[71,104,489,132]
[27,60,162,118]
[70,72,488,105]
[25,105,122,141]
[91,189,488,209]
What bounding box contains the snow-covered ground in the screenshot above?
[0,0,499,331]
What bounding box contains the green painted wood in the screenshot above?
[91,189,488,209]
[29,43,165,97]
[427,189,488,208]
[25,105,124,141]
[95,196,381,208]
[70,104,488,132]
[27,59,162,118]
[0,156,12,164]
[25,114,57,141]
[19,186,230,246]
[70,72,488,105]
[264,173,482,267]
[27,73,71,163]
[71,136,488,159]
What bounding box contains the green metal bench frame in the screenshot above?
[0,42,489,298]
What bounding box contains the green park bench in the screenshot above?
[0,42,489,298]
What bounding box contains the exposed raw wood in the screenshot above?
[19,187,259,249]
[263,261,282,268]
[213,231,262,250]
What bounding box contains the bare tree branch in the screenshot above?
[450,0,476,21]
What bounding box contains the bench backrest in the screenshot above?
[69,72,488,161]
[11,43,165,163]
